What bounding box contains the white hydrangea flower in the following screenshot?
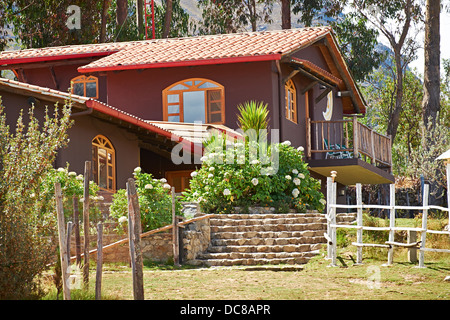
[68,171,77,176]
[118,216,128,224]
[209,167,215,171]
[297,146,304,152]
[200,156,208,162]
[208,173,214,178]
[251,178,259,186]
[57,167,66,172]
[292,169,298,174]
[76,175,83,181]
[292,188,300,198]
[145,184,153,189]
[223,189,231,196]
[293,178,301,186]
[298,173,305,179]
[160,178,167,183]
[190,171,198,177]
[163,183,171,189]
[134,167,141,172]
[251,159,260,165]
[282,140,291,146]
[285,175,292,180]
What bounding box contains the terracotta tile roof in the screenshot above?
[78,27,332,72]
[146,121,243,145]
[0,41,146,65]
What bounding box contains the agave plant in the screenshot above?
[236,100,269,142]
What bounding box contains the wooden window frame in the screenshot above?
[92,135,116,192]
[162,78,225,124]
[71,75,99,99]
[285,79,297,124]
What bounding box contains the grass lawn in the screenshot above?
[42,215,449,301]
[43,249,450,301]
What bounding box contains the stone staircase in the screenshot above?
[195,213,332,267]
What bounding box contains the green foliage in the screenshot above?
[182,139,325,214]
[0,100,73,299]
[3,1,104,48]
[109,168,182,233]
[236,100,269,142]
[39,165,101,221]
[197,0,273,34]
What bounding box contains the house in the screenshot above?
[0,26,394,197]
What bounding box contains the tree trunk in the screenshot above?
[422,0,441,127]
[116,0,128,27]
[386,48,404,144]
[162,0,173,38]
[281,0,291,29]
[136,0,144,38]
[100,0,111,43]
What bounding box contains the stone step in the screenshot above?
[198,253,319,267]
[211,229,326,240]
[197,250,318,261]
[206,243,313,254]
[210,213,324,220]
[210,222,325,233]
[210,216,327,226]
[211,234,326,247]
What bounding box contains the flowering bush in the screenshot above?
[182,139,325,214]
[39,164,101,220]
[109,167,182,233]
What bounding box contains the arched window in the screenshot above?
[163,78,225,124]
[71,75,99,99]
[285,79,297,123]
[92,135,115,192]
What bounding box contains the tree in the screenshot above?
[4,1,104,48]
[421,0,441,128]
[197,0,273,34]
[346,0,423,144]
[0,100,73,299]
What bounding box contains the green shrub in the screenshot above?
[0,102,73,299]
[182,139,325,214]
[109,168,182,233]
[40,164,100,221]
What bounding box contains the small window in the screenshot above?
[71,75,99,99]
[163,78,225,124]
[92,135,115,192]
[285,79,297,123]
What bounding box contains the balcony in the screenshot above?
[306,116,394,185]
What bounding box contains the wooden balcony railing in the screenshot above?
[306,116,392,169]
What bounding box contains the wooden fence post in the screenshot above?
[95,222,103,300]
[407,230,418,263]
[127,178,144,300]
[83,161,91,289]
[386,184,396,265]
[55,183,71,300]
[330,182,337,267]
[418,184,429,268]
[172,187,180,267]
[356,183,363,264]
[326,177,332,260]
[446,163,450,233]
[66,221,73,269]
[73,195,82,267]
